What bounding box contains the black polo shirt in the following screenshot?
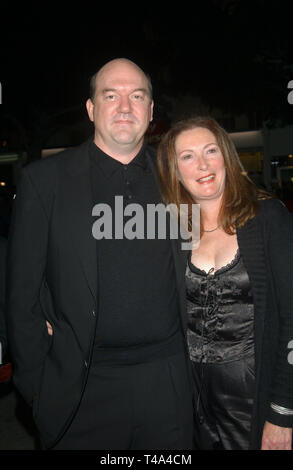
[89,141,181,355]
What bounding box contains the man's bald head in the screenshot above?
[89,58,153,102]
[86,57,154,160]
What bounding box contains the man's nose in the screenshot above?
[119,95,131,113]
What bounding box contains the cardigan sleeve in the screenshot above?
[263,199,293,427]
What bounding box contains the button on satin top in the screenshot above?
[186,250,255,363]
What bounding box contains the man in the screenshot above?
[6,59,193,450]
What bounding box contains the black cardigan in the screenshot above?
[236,198,293,449]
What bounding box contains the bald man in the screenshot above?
[7,59,194,450]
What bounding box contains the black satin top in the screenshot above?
[186,250,255,363]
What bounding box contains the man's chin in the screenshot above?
[112,132,138,146]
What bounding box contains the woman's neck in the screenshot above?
[199,198,222,230]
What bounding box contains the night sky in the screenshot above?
[1,1,293,135]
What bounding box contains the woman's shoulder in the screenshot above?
[239,197,292,233]
[257,197,291,217]
[255,197,293,234]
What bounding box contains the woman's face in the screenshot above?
[175,127,226,203]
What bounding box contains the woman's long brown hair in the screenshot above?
[157,116,272,235]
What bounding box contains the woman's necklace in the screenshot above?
[202,225,221,233]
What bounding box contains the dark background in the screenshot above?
[0,0,291,220]
[1,1,293,130]
[0,0,292,188]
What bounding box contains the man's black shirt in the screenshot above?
[89,141,181,355]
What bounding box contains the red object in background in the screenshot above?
[0,363,13,383]
[285,199,293,212]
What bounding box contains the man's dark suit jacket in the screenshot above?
[6,139,188,449]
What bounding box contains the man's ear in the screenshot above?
[86,99,94,122]
[150,100,154,122]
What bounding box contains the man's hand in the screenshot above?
[46,321,53,336]
[261,421,292,450]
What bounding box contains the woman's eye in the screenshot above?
[181,154,193,160]
[207,147,218,154]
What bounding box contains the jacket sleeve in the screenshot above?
[264,199,293,427]
[6,166,52,406]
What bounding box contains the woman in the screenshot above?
[157,116,293,450]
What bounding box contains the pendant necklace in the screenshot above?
[203,225,221,233]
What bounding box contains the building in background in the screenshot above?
[1,117,292,209]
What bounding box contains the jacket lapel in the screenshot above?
[62,140,98,303]
[171,238,189,334]
[237,217,267,369]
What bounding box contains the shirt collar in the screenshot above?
[90,140,148,178]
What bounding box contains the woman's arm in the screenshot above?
[262,200,293,444]
[261,422,292,450]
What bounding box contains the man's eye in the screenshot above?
[132,94,144,101]
[105,95,116,101]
